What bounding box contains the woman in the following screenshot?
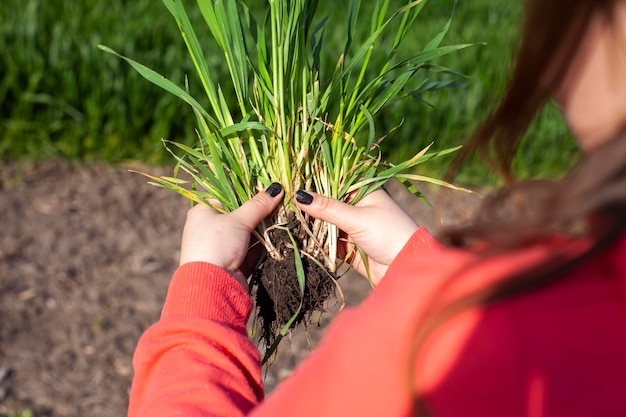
[128,0,626,415]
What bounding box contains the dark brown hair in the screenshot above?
[411,0,626,414]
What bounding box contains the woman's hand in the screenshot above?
[179,183,284,288]
[294,188,418,285]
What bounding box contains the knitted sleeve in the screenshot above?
[127,262,263,417]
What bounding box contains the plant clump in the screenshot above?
[254,220,336,349]
[101,0,472,360]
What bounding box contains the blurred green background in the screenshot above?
[0,0,579,185]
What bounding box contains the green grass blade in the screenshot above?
[162,0,226,125]
[389,43,479,71]
[395,173,474,192]
[423,0,456,51]
[97,45,218,127]
[130,170,208,205]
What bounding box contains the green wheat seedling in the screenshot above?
[100,0,472,358]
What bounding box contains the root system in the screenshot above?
[253,222,337,349]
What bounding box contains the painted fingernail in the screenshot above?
[265,182,283,197]
[295,190,313,205]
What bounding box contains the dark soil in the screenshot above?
[0,160,481,417]
[254,226,336,350]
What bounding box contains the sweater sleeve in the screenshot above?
[384,226,444,279]
[127,262,263,417]
[408,226,444,254]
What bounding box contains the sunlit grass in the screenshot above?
[1,0,576,183]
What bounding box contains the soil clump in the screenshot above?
[254,225,336,349]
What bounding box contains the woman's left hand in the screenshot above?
[179,183,284,288]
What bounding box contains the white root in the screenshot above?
[258,207,337,273]
[327,223,337,273]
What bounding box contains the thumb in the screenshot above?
[294,190,361,233]
[231,182,284,231]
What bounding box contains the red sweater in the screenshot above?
[128,227,626,417]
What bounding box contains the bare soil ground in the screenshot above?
[0,160,481,417]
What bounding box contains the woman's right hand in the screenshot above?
[294,188,418,285]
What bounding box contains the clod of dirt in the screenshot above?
[253,225,336,349]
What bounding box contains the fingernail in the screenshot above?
[295,190,313,205]
[265,182,283,197]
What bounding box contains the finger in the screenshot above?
[205,198,225,212]
[186,200,221,220]
[240,237,266,278]
[338,243,369,278]
[231,182,284,231]
[294,190,363,233]
[340,239,358,265]
[352,188,394,207]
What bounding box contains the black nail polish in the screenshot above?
[265,182,283,197]
[295,190,313,205]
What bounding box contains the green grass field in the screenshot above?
[0,0,579,185]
